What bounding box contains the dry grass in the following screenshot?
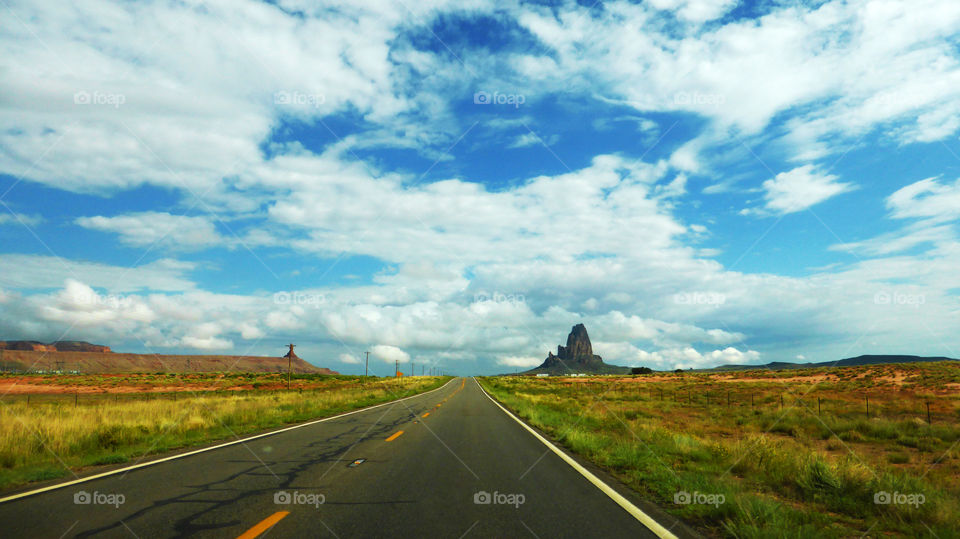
[481,362,960,538]
[0,376,447,490]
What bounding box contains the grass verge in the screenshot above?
[0,376,450,491]
[479,366,959,538]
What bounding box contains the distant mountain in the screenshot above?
[702,355,959,372]
[0,340,111,353]
[522,324,630,375]
[0,349,338,374]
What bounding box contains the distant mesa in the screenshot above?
[0,340,111,353]
[0,339,339,374]
[702,354,959,372]
[524,324,630,375]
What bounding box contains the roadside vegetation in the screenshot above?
[480,362,960,538]
[0,375,448,490]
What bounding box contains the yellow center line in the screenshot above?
[386,430,404,442]
[236,511,290,539]
[422,412,430,417]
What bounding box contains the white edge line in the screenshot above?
[0,377,459,504]
[474,377,679,539]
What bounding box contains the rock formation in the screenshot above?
[527,324,629,375]
[0,340,110,353]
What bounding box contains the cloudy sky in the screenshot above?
[1,0,959,375]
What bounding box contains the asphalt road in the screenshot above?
[0,377,690,538]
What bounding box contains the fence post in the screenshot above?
[818,397,821,416]
[75,392,78,407]
[865,396,869,416]
[927,401,932,424]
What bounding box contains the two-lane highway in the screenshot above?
[0,377,690,538]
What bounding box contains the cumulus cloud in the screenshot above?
[758,165,855,215]
[496,355,543,368]
[370,344,410,364]
[338,353,361,364]
[76,212,224,250]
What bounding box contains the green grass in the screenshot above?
[480,363,960,538]
[0,376,449,491]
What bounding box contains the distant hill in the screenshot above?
[702,355,959,372]
[522,324,630,375]
[0,349,338,374]
[0,340,111,353]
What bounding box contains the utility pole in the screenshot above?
[364,351,369,377]
[286,343,295,390]
[395,359,399,378]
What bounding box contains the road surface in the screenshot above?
[0,377,692,538]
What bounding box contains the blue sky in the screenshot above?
[1,0,959,375]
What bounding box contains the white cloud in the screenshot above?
[758,165,855,215]
[0,254,196,292]
[370,344,410,364]
[76,212,224,250]
[0,212,43,226]
[180,335,233,350]
[338,353,361,364]
[496,355,543,368]
[887,177,960,222]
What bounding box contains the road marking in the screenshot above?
[0,378,460,504]
[422,412,430,417]
[385,430,404,442]
[475,378,679,539]
[236,511,289,539]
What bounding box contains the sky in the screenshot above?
[1,0,959,376]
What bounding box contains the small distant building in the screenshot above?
[536,373,550,377]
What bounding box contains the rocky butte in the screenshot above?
[524,323,630,375]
